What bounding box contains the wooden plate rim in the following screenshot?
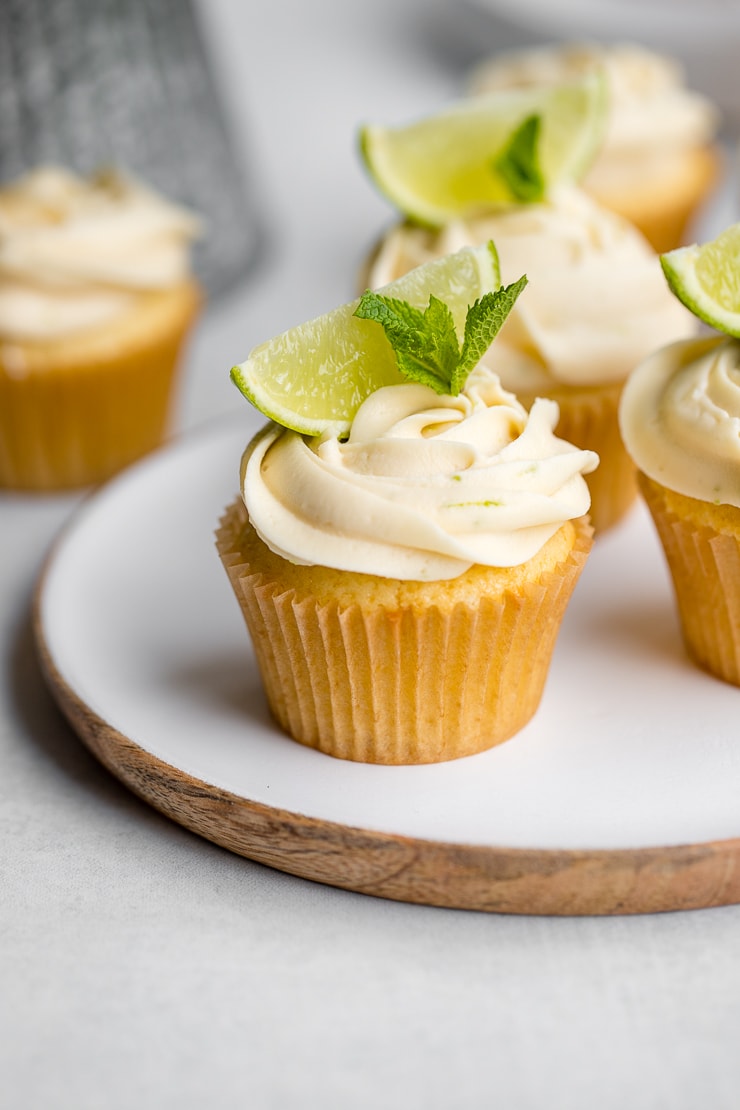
[33,571,740,917]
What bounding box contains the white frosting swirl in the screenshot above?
[368,188,695,391]
[242,366,598,581]
[470,43,719,193]
[0,167,201,340]
[619,335,740,506]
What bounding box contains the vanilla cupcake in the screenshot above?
[620,335,740,685]
[217,366,596,764]
[0,167,201,491]
[367,187,695,532]
[469,42,722,253]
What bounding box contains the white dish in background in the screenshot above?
[36,412,740,855]
[463,0,740,46]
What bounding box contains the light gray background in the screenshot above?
[3,2,740,1108]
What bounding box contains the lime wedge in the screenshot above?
[359,72,607,227]
[660,224,740,337]
[231,242,500,436]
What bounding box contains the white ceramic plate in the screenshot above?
[36,411,740,859]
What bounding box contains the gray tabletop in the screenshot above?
[4,3,740,1108]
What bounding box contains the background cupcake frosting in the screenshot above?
[469,43,719,195]
[368,186,694,392]
[0,167,200,342]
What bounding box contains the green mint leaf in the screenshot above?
[354,249,527,397]
[394,348,452,392]
[354,291,426,345]
[492,114,545,203]
[355,290,460,393]
[423,294,460,381]
[452,274,528,394]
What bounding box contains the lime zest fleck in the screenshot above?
[443,499,504,509]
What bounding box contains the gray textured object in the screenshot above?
[0,0,263,296]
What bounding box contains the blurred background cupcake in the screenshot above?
[0,166,201,490]
[0,0,263,491]
[360,83,696,533]
[468,42,722,253]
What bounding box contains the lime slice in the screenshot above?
[231,242,500,436]
[660,224,740,337]
[359,72,607,227]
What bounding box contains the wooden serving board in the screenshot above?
[34,415,740,916]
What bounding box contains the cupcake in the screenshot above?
[0,167,201,491]
[620,332,740,686]
[217,251,597,764]
[366,187,695,533]
[469,42,722,253]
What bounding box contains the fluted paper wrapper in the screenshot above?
[518,379,635,535]
[0,283,199,491]
[640,472,740,686]
[216,499,593,764]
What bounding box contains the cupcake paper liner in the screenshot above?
[216,498,593,765]
[640,472,740,686]
[0,282,200,491]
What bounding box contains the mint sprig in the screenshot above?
[492,114,545,203]
[353,273,527,396]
